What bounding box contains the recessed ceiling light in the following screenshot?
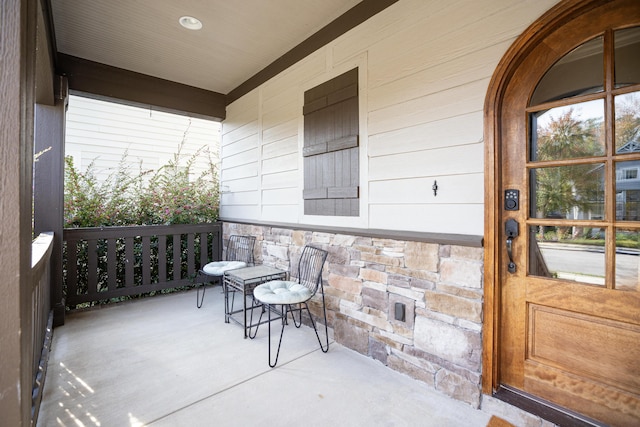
[179,16,202,30]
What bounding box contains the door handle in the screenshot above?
[506,237,516,273]
[505,219,519,274]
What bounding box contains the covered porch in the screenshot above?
[9,0,631,425]
[37,288,495,427]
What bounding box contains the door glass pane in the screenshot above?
[530,164,605,219]
[615,92,640,153]
[614,27,640,88]
[531,36,603,105]
[531,100,605,161]
[529,226,605,285]
[616,160,640,220]
[615,228,640,291]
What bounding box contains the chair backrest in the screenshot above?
[295,246,328,296]
[226,235,256,265]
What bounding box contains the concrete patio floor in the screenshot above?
[37,287,500,427]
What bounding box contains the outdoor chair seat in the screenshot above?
[202,260,246,276]
[253,280,312,305]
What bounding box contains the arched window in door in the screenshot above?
[527,26,640,290]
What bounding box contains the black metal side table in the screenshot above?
[223,265,287,338]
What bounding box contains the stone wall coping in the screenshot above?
[220,218,484,248]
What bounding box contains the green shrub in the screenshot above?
[64,140,219,227]
[64,155,142,227]
[135,144,219,225]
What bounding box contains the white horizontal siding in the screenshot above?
[262,170,298,190]
[368,78,489,136]
[223,148,260,170]
[262,100,298,132]
[263,188,300,205]
[220,90,261,217]
[221,0,561,235]
[368,41,510,113]
[261,53,327,101]
[221,164,258,182]
[263,136,298,160]
[223,176,259,193]
[262,119,298,146]
[262,153,298,175]
[262,84,299,116]
[223,89,259,135]
[221,191,259,206]
[221,205,261,220]
[370,204,484,236]
[365,1,553,88]
[331,0,452,66]
[222,135,260,161]
[262,204,299,223]
[66,95,220,184]
[368,112,483,157]
[369,173,484,205]
[369,144,484,181]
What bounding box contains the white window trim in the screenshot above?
[297,52,369,229]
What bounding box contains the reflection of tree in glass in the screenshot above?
[537,109,603,160]
[615,94,640,151]
[536,109,604,219]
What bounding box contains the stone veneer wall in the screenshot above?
[223,222,484,408]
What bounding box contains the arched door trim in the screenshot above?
[483,0,613,395]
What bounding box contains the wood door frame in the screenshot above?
[482,0,614,395]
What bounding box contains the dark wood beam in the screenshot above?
[57,53,226,120]
[226,0,400,104]
[35,0,55,105]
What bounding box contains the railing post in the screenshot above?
[34,77,68,327]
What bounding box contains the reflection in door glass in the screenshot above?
[615,92,640,153]
[529,226,605,286]
[616,160,640,220]
[531,100,605,161]
[530,36,603,105]
[530,164,604,219]
[615,228,640,291]
[614,27,640,88]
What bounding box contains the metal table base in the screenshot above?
[223,265,287,338]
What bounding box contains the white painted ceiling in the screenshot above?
[50,0,362,94]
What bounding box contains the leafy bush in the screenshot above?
[135,144,219,225]
[64,140,219,227]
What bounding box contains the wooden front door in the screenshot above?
[498,1,640,425]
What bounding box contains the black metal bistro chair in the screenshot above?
[250,245,329,367]
[197,235,256,308]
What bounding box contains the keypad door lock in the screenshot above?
[505,189,519,211]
